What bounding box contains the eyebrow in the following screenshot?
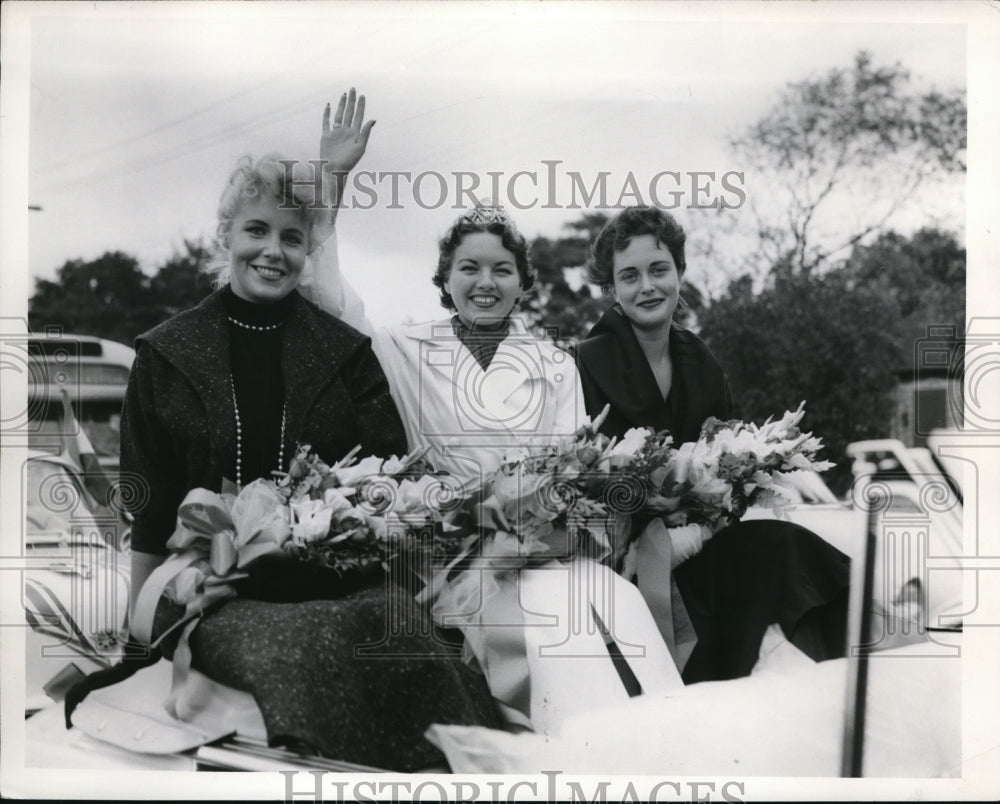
[456,257,514,266]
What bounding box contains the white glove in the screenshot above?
[668,523,710,569]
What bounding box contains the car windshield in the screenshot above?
[27,401,122,466]
[25,460,98,537]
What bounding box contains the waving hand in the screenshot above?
[321,87,375,175]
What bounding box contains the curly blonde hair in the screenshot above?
[211,154,327,285]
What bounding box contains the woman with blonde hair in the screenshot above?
[74,91,499,770]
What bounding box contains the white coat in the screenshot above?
[300,235,585,485]
[301,233,682,731]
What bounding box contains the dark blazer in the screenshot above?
[579,306,849,685]
[577,306,733,444]
[122,288,408,555]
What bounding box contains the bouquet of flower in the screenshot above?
[426,408,656,721]
[276,443,467,572]
[441,405,650,574]
[133,445,467,652]
[598,403,837,671]
[620,401,834,534]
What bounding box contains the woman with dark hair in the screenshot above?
[112,92,500,770]
[312,203,577,487]
[308,201,684,732]
[578,205,850,684]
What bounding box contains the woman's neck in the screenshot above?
[223,284,296,325]
[453,313,510,333]
[629,320,672,363]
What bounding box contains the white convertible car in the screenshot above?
[19,436,966,779]
[23,451,131,715]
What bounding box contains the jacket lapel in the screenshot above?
[402,317,545,432]
[581,305,733,444]
[143,290,235,467]
[582,311,672,433]
[478,318,544,424]
[144,289,357,464]
[669,327,718,443]
[404,320,464,389]
[280,293,353,446]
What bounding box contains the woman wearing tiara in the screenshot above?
[89,91,500,770]
[307,195,684,732]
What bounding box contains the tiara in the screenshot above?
[460,200,512,227]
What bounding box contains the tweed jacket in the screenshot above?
[122,288,407,555]
[577,306,734,444]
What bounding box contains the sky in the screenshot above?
[3,4,1000,799]
[12,2,971,326]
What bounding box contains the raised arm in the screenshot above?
[312,88,375,243]
[298,90,373,334]
[300,232,372,336]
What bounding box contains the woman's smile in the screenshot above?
[612,234,681,330]
[251,263,288,281]
[446,232,522,326]
[228,195,309,304]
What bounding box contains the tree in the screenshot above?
[699,226,964,494]
[149,239,216,319]
[525,214,609,348]
[29,252,160,345]
[845,227,965,359]
[29,240,217,346]
[700,269,902,494]
[732,51,966,277]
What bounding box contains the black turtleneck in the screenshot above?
[222,286,297,484]
[450,315,511,371]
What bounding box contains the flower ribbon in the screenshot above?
[131,485,290,721]
[429,484,588,728]
[431,529,537,728]
[622,517,698,672]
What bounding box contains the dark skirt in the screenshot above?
[673,520,851,684]
[154,560,500,771]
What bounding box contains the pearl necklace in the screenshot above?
[231,381,286,489]
[228,316,283,332]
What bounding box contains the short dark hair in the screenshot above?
[589,206,687,291]
[432,217,534,311]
